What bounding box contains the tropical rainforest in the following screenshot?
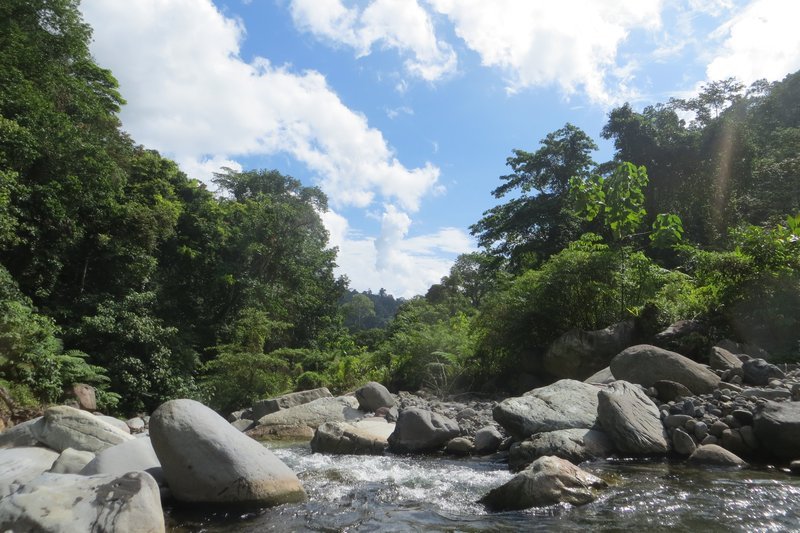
[1,0,798,417]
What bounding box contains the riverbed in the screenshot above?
[165,444,800,531]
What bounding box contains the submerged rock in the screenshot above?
[480,456,605,511]
[493,380,600,440]
[150,399,307,505]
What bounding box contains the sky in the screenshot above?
[78,0,800,298]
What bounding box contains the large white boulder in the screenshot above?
[49,448,95,474]
[150,399,307,505]
[493,380,601,440]
[0,471,164,532]
[81,436,164,487]
[310,421,388,455]
[36,405,134,453]
[0,447,59,497]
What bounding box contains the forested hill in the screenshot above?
[1,1,798,417]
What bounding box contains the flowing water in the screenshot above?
[166,443,800,532]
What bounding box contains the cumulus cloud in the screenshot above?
[322,206,474,298]
[289,0,457,82]
[428,0,662,103]
[706,0,800,84]
[79,0,439,212]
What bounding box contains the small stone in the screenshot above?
[445,437,475,456]
[722,415,741,429]
[664,414,693,429]
[732,409,754,426]
[672,428,697,456]
[685,419,697,433]
[701,435,718,445]
[721,429,748,456]
[694,422,709,440]
[710,420,729,437]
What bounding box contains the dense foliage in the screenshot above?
[1,0,798,411]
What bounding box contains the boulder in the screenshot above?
[355,381,395,412]
[688,444,747,467]
[252,387,333,420]
[49,447,95,474]
[36,405,134,453]
[253,396,362,439]
[709,346,743,371]
[610,345,721,394]
[479,456,606,511]
[493,380,600,440]
[473,426,503,455]
[0,417,42,449]
[715,339,770,360]
[445,437,474,455]
[350,417,396,440]
[0,471,164,532]
[742,358,785,386]
[68,383,97,411]
[96,415,131,434]
[231,419,254,432]
[509,429,614,471]
[387,408,460,453]
[80,437,164,487]
[653,320,707,359]
[0,447,59,496]
[753,401,800,459]
[653,380,693,402]
[310,421,387,455]
[150,399,306,505]
[584,367,616,385]
[672,428,697,456]
[740,388,791,401]
[543,320,635,380]
[597,381,668,455]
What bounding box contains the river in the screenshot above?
[165,443,800,532]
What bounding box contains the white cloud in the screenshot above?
[385,105,414,119]
[322,206,474,298]
[706,0,800,84]
[428,0,662,103]
[79,0,439,212]
[289,0,457,82]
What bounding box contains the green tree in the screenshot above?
[471,124,597,270]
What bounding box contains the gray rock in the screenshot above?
[445,436,475,455]
[709,346,743,371]
[715,339,769,360]
[36,405,134,453]
[126,417,146,433]
[493,380,600,440]
[473,426,503,455]
[509,429,614,471]
[68,383,97,411]
[252,387,333,420]
[310,421,387,455]
[231,419,254,432]
[753,401,800,459]
[597,381,669,455]
[480,456,606,511]
[694,421,709,440]
[653,320,707,358]
[710,420,729,437]
[742,358,785,386]
[721,429,748,456]
[688,444,747,467]
[96,415,131,434]
[664,414,693,429]
[739,425,758,450]
[387,408,460,453]
[653,380,693,402]
[81,437,164,487]
[543,320,635,380]
[790,460,800,474]
[0,418,42,449]
[49,447,95,474]
[0,447,60,497]
[584,367,616,385]
[254,396,362,438]
[672,428,697,456]
[0,471,164,532]
[740,388,792,401]
[151,399,306,505]
[355,381,395,412]
[610,345,721,394]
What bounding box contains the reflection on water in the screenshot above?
[166,444,800,532]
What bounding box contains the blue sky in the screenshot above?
[78,0,800,297]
